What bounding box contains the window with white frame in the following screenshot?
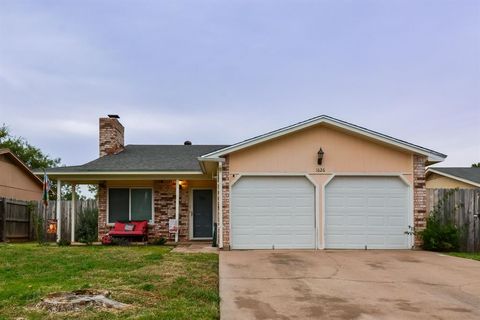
[108,188,153,223]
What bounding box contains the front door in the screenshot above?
[193,189,213,238]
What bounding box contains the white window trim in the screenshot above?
[107,187,154,225]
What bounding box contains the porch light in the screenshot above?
[317,148,324,165]
[174,180,186,189]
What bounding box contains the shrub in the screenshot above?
[33,212,46,245]
[111,237,131,246]
[57,239,71,246]
[149,237,167,245]
[420,189,460,252]
[75,208,98,245]
[420,216,459,251]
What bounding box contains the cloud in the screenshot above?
[0,1,478,168]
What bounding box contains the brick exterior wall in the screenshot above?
[97,180,190,241]
[99,117,125,157]
[98,183,108,240]
[221,156,231,249]
[151,181,189,241]
[413,155,427,247]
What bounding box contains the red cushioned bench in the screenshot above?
[108,220,148,242]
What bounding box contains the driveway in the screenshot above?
[220,250,480,320]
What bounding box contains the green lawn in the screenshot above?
[448,252,480,261]
[0,243,219,320]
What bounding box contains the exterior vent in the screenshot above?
[184,141,192,145]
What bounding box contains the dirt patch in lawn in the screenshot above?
[36,289,130,313]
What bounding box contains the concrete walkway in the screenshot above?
[220,250,480,320]
[171,243,218,253]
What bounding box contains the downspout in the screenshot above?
[218,162,223,249]
[175,179,180,243]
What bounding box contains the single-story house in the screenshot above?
[43,114,447,249]
[426,167,480,189]
[0,149,43,201]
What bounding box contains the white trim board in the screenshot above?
[200,115,446,163]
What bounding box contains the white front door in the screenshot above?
[325,176,409,249]
[231,176,315,249]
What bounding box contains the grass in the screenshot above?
[448,252,480,261]
[0,243,219,320]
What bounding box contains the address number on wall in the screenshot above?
[316,167,326,173]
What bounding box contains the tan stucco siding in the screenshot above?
[229,124,413,174]
[0,157,42,201]
[426,173,477,189]
[226,124,418,249]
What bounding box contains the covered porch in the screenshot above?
[47,170,224,245]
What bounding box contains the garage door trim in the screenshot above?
[231,173,319,249]
[322,173,413,249]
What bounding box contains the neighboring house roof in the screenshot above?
[0,149,43,186]
[426,167,480,188]
[200,115,447,163]
[44,145,228,174]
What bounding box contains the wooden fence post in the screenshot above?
[0,198,6,242]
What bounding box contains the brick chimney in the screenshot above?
[99,115,124,157]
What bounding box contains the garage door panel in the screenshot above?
[231,176,315,249]
[325,176,409,249]
[367,216,386,226]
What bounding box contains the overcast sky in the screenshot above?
[1,0,479,168]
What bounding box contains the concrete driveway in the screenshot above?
[220,250,480,320]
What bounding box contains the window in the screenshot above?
[108,188,153,223]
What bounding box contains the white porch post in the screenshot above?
[175,179,180,243]
[56,179,62,242]
[218,162,223,248]
[71,184,76,243]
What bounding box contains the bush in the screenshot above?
[57,239,71,246]
[111,237,131,246]
[75,208,98,245]
[420,189,460,252]
[420,216,459,251]
[33,212,46,245]
[149,237,167,245]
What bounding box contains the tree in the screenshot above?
[0,124,60,169]
[472,163,480,168]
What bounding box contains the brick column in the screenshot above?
[97,183,108,240]
[152,180,189,241]
[413,155,427,247]
[222,156,231,249]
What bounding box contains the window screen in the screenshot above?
[131,189,152,221]
[108,188,129,223]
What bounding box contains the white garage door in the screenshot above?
[231,176,315,249]
[325,176,409,249]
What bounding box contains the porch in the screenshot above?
[52,178,220,244]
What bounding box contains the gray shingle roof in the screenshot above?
[46,145,228,173]
[429,167,480,185]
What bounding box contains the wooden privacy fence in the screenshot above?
[0,198,34,242]
[0,198,97,242]
[34,199,98,242]
[427,189,480,252]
